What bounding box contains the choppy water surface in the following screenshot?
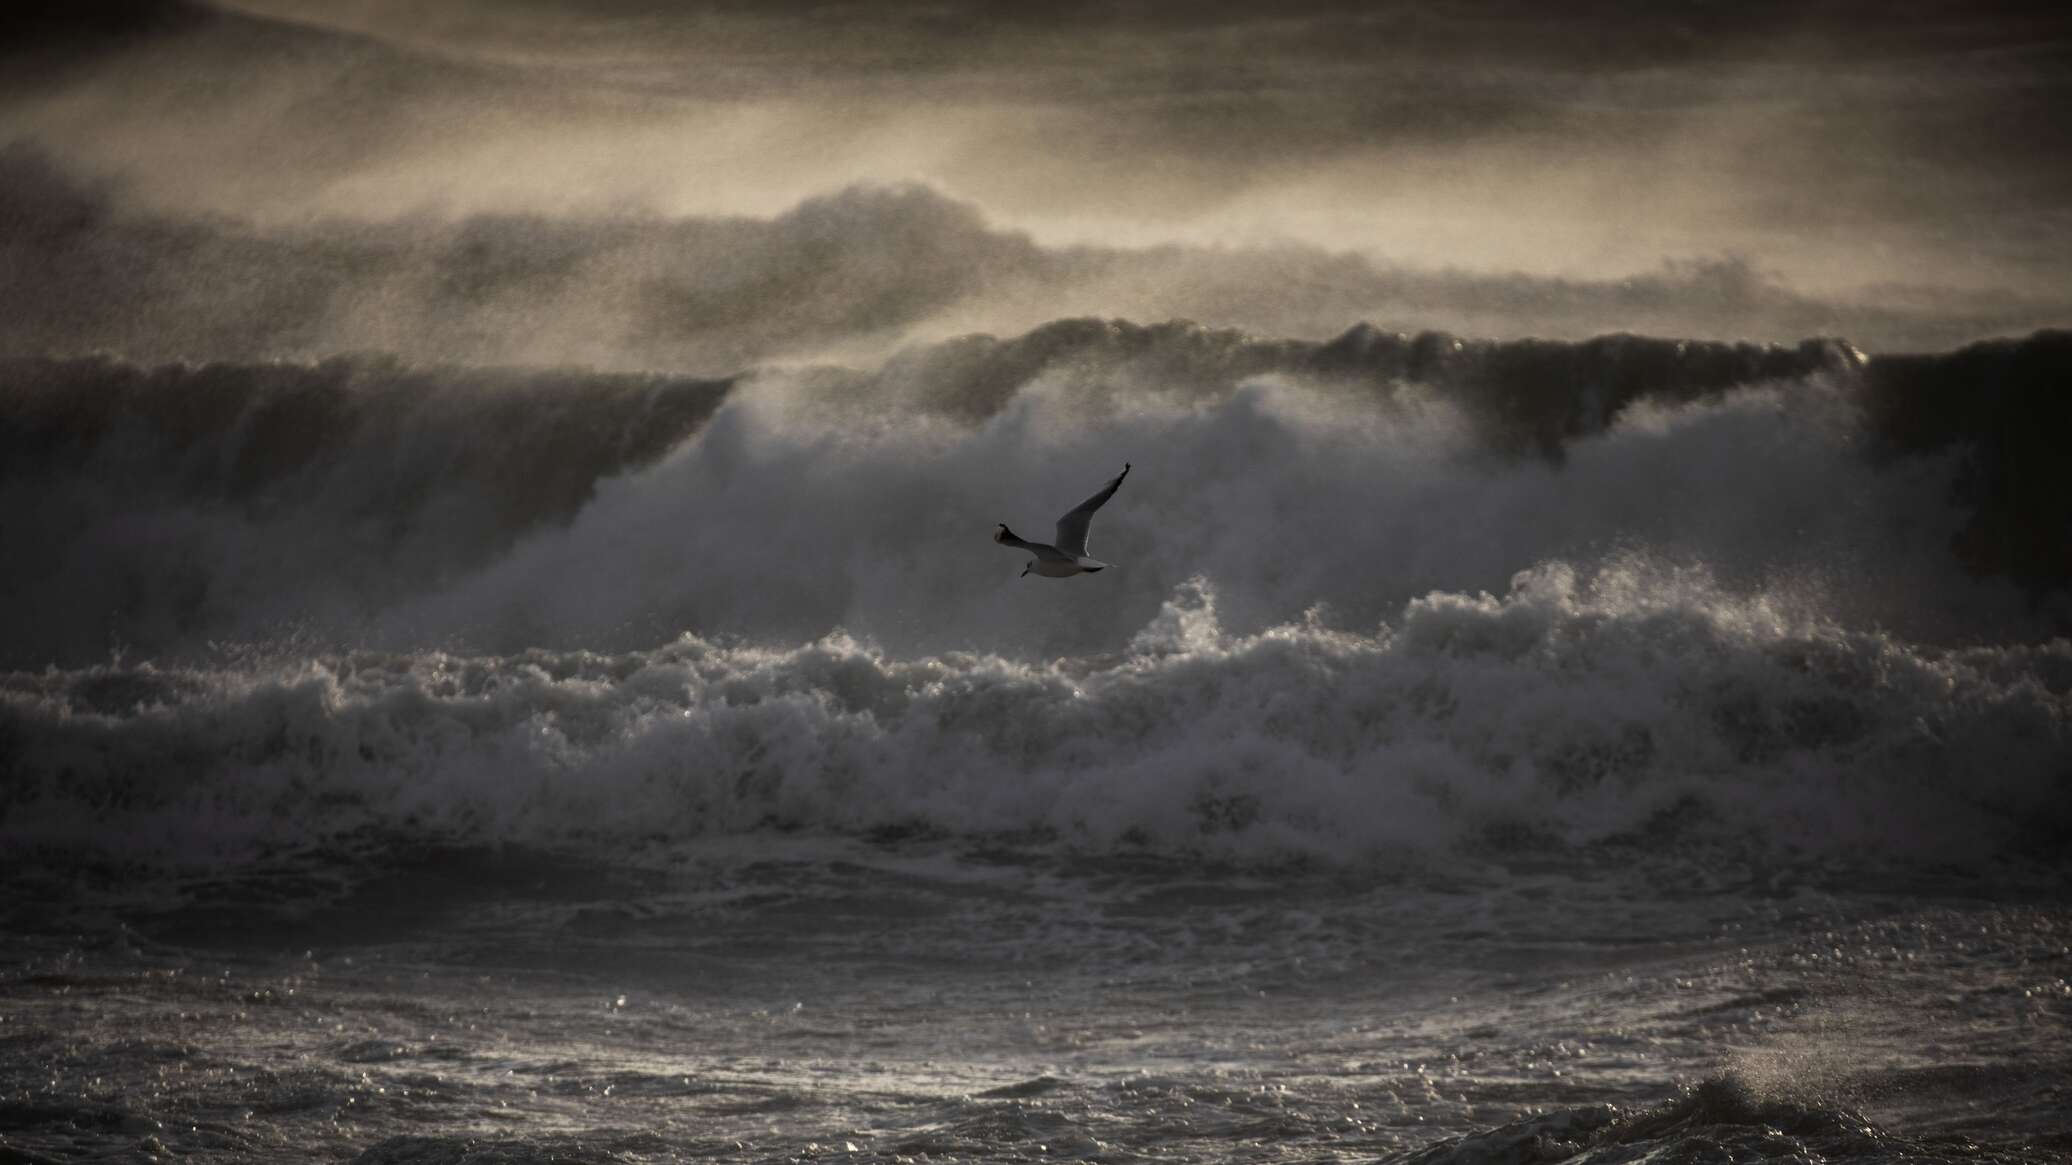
[4,841,2068,1164]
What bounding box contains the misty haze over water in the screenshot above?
[2,3,2069,1163]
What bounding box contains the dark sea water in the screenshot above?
[4,316,2070,1163]
[4,845,2069,1164]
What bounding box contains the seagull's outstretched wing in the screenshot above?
[1053,463,1130,558]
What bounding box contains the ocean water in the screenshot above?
[3,323,2070,1163]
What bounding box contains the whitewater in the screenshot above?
[4,319,2069,1163]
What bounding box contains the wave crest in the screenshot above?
[6,568,2064,867]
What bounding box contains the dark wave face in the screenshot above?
[0,354,730,667]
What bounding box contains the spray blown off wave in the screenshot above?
[4,324,2070,669]
[8,139,2063,371]
[6,562,2067,866]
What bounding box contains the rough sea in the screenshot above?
[5,0,2072,1132]
[5,300,2069,1162]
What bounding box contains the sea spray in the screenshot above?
[6,566,2064,867]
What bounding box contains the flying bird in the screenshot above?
[995,463,1131,578]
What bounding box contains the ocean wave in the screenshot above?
[0,354,728,668]
[1400,1074,1905,1165]
[5,567,2065,867]
[8,328,2072,668]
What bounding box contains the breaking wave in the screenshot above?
[4,325,2070,670]
[4,314,2069,870]
[0,354,728,668]
[4,562,2067,867]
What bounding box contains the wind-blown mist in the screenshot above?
[2,144,2062,372]
[8,325,2070,671]
[10,0,2072,311]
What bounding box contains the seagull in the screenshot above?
[995,463,1131,578]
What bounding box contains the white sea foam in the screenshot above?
[5,563,2064,866]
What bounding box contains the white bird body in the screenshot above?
[995,463,1130,579]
